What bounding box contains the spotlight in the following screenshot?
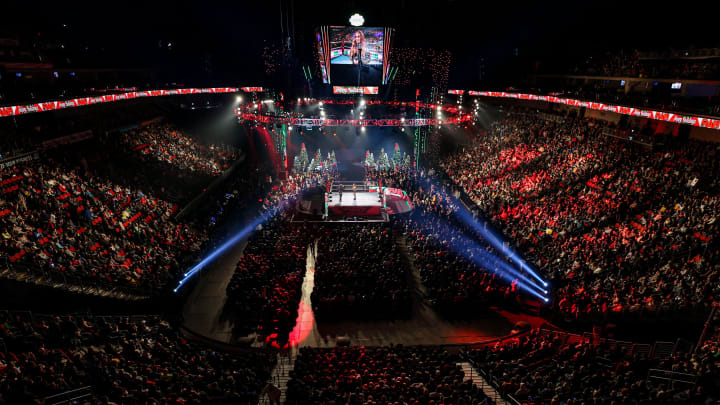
[288,126,293,130]
[319,101,323,107]
[361,126,366,132]
[236,96,243,103]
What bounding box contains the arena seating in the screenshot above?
[466,327,720,404]
[286,345,493,404]
[312,224,412,320]
[566,49,720,80]
[0,120,248,296]
[0,311,274,404]
[0,159,207,293]
[224,172,331,341]
[225,217,313,340]
[115,123,238,178]
[441,111,719,319]
[366,167,523,315]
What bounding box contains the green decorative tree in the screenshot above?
[402,153,411,169]
[377,148,389,169]
[392,143,402,168]
[297,143,309,172]
[365,150,375,167]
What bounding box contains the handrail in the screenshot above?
[43,386,93,405]
[647,368,698,386]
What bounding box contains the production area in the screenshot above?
[0,2,719,404]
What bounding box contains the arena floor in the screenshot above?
[182,229,545,348]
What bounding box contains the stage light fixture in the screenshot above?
[361,126,366,132]
[288,126,293,130]
[236,96,243,103]
[349,13,364,26]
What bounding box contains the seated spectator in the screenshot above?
[467,328,720,404]
[0,313,275,404]
[286,345,493,404]
[312,224,412,320]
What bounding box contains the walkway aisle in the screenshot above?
[395,234,428,298]
[261,240,318,404]
[457,361,509,405]
[181,238,248,343]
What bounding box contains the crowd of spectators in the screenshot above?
[0,311,274,403]
[225,217,315,341]
[551,86,720,119]
[0,157,209,293]
[366,167,521,316]
[441,111,720,319]
[224,171,332,342]
[565,50,720,80]
[312,224,412,320]
[286,345,494,404]
[467,327,720,404]
[0,117,253,296]
[115,123,239,178]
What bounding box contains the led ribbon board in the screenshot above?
[0,87,252,118]
[468,91,720,130]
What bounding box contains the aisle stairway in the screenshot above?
[260,352,294,404]
[457,361,509,405]
[260,241,317,404]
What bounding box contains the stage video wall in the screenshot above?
[317,26,393,86]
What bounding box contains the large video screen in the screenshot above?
[329,27,384,65]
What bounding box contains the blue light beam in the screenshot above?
[420,176,549,287]
[173,208,277,293]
